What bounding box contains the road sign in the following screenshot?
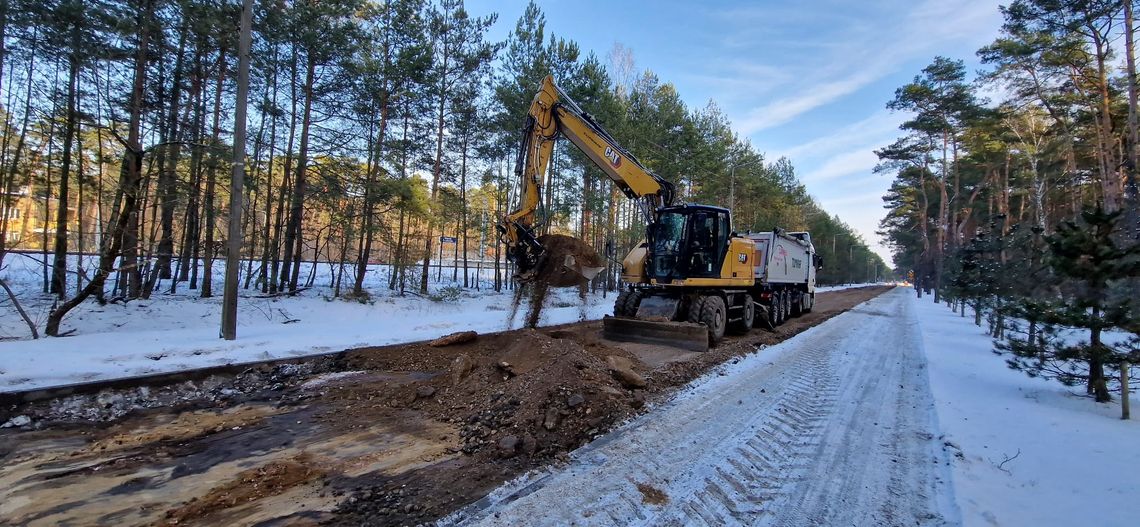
[439,236,457,244]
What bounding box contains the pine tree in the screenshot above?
[1004,208,1140,406]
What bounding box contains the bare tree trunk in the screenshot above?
[52,34,82,299]
[460,133,469,287]
[0,278,37,338]
[202,47,226,298]
[154,20,187,286]
[281,54,315,293]
[222,0,252,339]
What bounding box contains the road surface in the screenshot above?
[453,288,957,526]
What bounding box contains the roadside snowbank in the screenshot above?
[913,294,1140,526]
[0,251,611,393]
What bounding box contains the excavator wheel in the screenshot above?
[729,294,754,334]
[690,295,727,345]
[614,289,643,317]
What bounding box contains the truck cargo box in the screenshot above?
[744,231,816,286]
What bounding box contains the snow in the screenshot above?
[0,250,885,393]
[0,251,610,393]
[913,292,1140,527]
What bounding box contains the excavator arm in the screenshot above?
[500,75,676,278]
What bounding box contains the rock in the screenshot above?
[605,355,634,371]
[495,361,516,377]
[450,354,475,385]
[567,393,585,408]
[605,355,647,389]
[630,390,647,409]
[2,415,31,428]
[498,435,520,458]
[543,408,561,430]
[430,331,478,347]
[415,385,437,399]
[521,433,537,455]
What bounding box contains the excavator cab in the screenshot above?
[647,205,732,282]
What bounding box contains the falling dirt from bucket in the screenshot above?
[510,234,604,328]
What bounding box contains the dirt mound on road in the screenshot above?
[329,326,649,525]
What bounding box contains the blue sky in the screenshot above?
[465,0,1007,262]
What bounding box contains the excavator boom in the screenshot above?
[499,76,675,280]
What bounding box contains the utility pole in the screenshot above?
[221,0,253,340]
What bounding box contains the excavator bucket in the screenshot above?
[517,234,605,287]
[602,316,710,353]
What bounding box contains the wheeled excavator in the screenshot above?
[498,75,767,351]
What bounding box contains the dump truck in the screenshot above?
[742,230,820,329]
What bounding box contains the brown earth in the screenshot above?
[0,286,891,527]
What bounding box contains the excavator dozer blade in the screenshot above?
[602,316,709,353]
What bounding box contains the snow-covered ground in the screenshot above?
[452,288,1139,526]
[0,251,878,394]
[914,293,1140,526]
[0,252,610,393]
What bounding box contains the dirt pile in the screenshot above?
[329,327,647,463]
[329,326,651,525]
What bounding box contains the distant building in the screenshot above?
[1,186,78,250]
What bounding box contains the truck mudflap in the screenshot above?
[602,316,709,353]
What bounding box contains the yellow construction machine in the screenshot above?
[498,75,765,351]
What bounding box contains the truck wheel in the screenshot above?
[804,293,814,313]
[767,294,780,329]
[775,292,784,326]
[729,295,754,334]
[697,295,727,344]
[790,292,802,317]
[783,292,793,321]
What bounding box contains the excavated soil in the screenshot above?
[511,234,603,328]
[0,286,890,526]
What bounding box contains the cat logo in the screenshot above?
[604,146,622,168]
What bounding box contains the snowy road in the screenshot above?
[452,288,956,526]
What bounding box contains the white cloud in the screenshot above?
[800,149,880,183]
[736,69,885,134]
[771,110,903,161]
[717,0,1004,134]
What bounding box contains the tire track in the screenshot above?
[648,342,840,526]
